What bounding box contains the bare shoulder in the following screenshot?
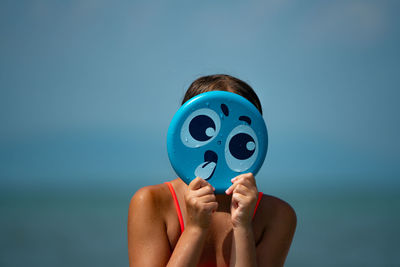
[129,183,171,216]
[258,194,297,229]
[128,183,175,266]
[254,194,297,266]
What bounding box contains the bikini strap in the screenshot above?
[165,182,262,231]
[252,192,263,219]
[165,182,184,233]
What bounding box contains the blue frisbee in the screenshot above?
[167,91,268,193]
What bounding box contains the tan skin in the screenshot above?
[128,173,297,267]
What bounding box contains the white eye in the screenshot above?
[181,108,221,148]
[225,125,258,172]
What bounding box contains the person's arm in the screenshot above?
[255,197,297,267]
[128,186,171,267]
[226,173,297,267]
[226,173,259,267]
[128,178,217,267]
[166,178,218,266]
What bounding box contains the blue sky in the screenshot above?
[1,0,399,190]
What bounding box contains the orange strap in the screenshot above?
[253,192,263,219]
[165,182,185,233]
[165,182,263,232]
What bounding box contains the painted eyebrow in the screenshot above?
[220,104,229,116]
[239,116,251,125]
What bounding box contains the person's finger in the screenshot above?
[192,184,215,197]
[231,173,255,185]
[232,190,246,203]
[234,178,253,189]
[232,185,258,211]
[231,174,257,192]
[226,173,256,195]
[225,182,237,195]
[232,172,255,182]
[197,194,217,204]
[233,183,251,196]
[189,177,210,190]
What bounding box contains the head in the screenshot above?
[168,74,267,192]
[182,74,263,115]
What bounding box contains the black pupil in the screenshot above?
[189,115,216,141]
[229,133,255,160]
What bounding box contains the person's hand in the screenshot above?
[225,173,258,228]
[184,177,218,230]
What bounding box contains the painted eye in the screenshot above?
[181,108,220,148]
[225,125,258,172]
[229,133,255,160]
[189,115,215,142]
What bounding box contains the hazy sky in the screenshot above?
[1,0,399,190]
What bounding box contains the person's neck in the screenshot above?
[215,193,232,212]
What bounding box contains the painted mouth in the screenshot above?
[194,150,218,180]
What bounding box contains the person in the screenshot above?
[127,74,297,267]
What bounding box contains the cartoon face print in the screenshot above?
[167,91,268,193]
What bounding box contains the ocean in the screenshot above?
[1,181,399,267]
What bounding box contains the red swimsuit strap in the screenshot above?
[165,182,263,232]
[165,182,185,233]
[253,191,263,219]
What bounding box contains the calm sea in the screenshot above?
[1,181,399,267]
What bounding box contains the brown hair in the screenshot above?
[181,74,263,115]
